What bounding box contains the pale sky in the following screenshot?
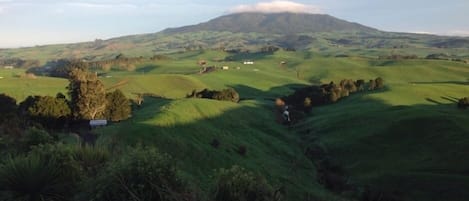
[0,0,468,48]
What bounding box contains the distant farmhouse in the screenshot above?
[243,61,254,65]
[3,66,14,69]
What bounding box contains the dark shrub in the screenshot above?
[0,94,17,116]
[458,97,469,109]
[0,155,69,201]
[72,146,110,177]
[213,165,276,201]
[237,145,247,156]
[211,139,221,148]
[0,144,82,201]
[20,127,54,151]
[90,146,194,201]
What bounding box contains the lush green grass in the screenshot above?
[96,98,344,200]
[0,68,67,101]
[2,49,469,200]
[295,83,469,201]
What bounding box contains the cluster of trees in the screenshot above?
[0,143,280,201]
[27,59,89,78]
[0,58,40,68]
[425,53,468,63]
[27,55,145,78]
[187,88,240,103]
[1,61,132,132]
[88,54,144,71]
[378,54,418,60]
[279,77,384,113]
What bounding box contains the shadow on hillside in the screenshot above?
[98,83,469,201]
[170,50,206,60]
[97,90,322,201]
[224,51,275,62]
[136,65,159,73]
[294,91,469,201]
[441,96,459,103]
[229,83,310,100]
[426,98,443,105]
[410,81,469,86]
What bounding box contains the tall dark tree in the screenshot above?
[67,67,106,120]
[0,94,21,136]
[105,89,131,122]
[0,94,17,115]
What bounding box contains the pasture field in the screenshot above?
[1,49,468,200]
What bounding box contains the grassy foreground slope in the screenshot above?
[96,98,345,201]
[293,57,469,200]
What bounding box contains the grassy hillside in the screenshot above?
[291,56,469,200]
[95,98,345,200]
[2,49,469,200]
[163,13,377,34]
[0,68,67,101]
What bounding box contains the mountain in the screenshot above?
[163,12,378,35]
[1,12,468,62]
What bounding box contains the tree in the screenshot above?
[368,79,376,91]
[0,94,17,115]
[213,88,240,103]
[105,89,131,122]
[355,80,365,91]
[375,77,384,89]
[22,95,71,129]
[68,68,106,120]
[27,96,71,119]
[340,79,357,93]
[0,94,21,136]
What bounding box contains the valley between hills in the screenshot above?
[1,12,469,201]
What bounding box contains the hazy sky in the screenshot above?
[0,0,468,48]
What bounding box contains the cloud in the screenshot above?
[445,30,469,37]
[410,30,469,37]
[410,31,434,35]
[64,2,137,10]
[229,0,322,14]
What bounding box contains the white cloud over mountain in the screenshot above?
[229,0,322,14]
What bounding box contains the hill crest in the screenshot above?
[163,12,379,35]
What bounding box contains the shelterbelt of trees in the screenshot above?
[277,77,384,113]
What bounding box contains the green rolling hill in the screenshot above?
[1,12,469,201]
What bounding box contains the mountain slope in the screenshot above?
[163,12,378,34]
